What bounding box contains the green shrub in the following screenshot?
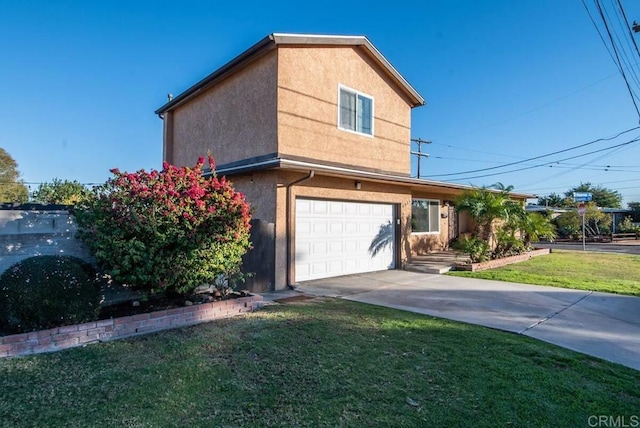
[493,228,526,259]
[618,216,639,233]
[0,256,100,335]
[75,156,252,296]
[453,236,490,263]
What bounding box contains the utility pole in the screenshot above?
[410,138,432,179]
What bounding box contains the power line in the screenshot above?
[428,154,640,172]
[616,0,640,61]
[582,0,622,67]
[515,139,637,189]
[605,0,640,91]
[444,134,640,182]
[425,126,640,178]
[591,0,640,120]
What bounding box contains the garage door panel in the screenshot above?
[329,241,343,252]
[313,201,328,214]
[329,222,343,233]
[295,198,395,282]
[329,202,343,214]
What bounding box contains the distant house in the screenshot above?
[526,204,633,233]
[525,204,569,219]
[155,33,530,291]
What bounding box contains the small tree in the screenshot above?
[518,212,557,247]
[455,183,523,244]
[537,193,565,207]
[76,156,252,295]
[32,178,89,205]
[553,202,611,239]
[0,147,28,203]
[618,216,639,233]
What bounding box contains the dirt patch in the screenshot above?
[273,295,316,304]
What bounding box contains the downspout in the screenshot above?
[285,171,315,288]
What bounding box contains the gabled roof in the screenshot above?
[155,33,425,115]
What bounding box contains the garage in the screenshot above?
[294,198,395,282]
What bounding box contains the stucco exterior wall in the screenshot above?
[276,46,413,175]
[408,190,454,255]
[226,171,278,223]
[168,51,278,167]
[458,211,475,236]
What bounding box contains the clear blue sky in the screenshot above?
[3,0,640,204]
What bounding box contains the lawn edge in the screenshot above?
[0,295,264,358]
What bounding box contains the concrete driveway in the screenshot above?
[295,270,640,371]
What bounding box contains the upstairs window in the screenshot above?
[411,199,440,234]
[339,85,374,136]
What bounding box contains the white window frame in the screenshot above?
[411,198,441,234]
[337,84,374,137]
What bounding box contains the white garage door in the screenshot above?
[295,198,395,282]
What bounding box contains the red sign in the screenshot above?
[577,203,586,216]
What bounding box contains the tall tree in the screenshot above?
[0,148,28,203]
[32,179,89,205]
[564,183,622,208]
[537,192,565,207]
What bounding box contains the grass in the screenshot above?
[448,250,640,296]
[1,298,638,427]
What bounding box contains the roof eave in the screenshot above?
[214,157,532,198]
[156,33,425,115]
[155,34,276,115]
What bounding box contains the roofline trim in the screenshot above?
[155,33,425,114]
[155,35,275,115]
[212,157,533,198]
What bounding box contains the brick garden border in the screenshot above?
[0,295,263,358]
[455,248,551,272]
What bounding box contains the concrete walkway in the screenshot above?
[277,270,640,371]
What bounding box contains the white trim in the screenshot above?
[273,33,367,40]
[337,84,375,137]
[411,198,440,234]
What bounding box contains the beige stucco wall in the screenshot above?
[168,51,279,168]
[408,190,455,255]
[277,46,413,175]
[224,171,278,223]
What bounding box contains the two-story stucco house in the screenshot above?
[155,33,528,291]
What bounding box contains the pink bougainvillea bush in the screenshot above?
[76,156,252,295]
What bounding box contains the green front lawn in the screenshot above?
[448,251,640,296]
[1,299,638,427]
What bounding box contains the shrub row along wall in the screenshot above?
[1,209,273,293]
[0,295,264,358]
[457,248,551,272]
[0,209,92,274]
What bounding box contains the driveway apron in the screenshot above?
[296,270,640,371]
